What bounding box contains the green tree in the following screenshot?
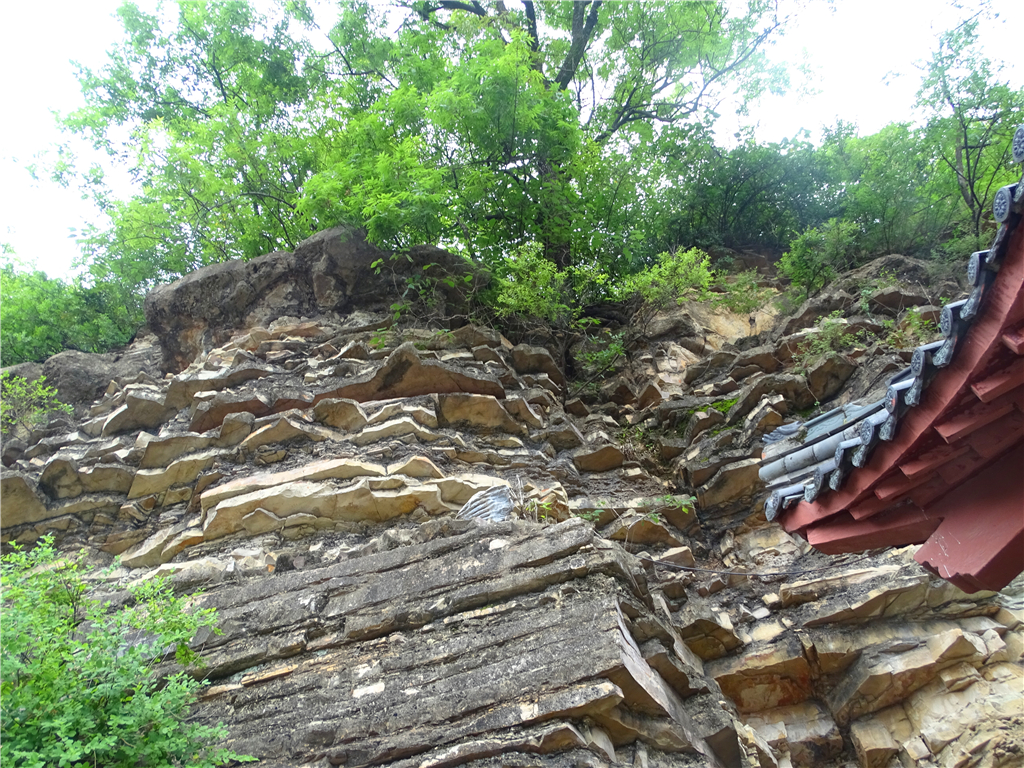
[840,123,957,257]
[916,17,1024,243]
[59,0,325,295]
[59,0,787,291]
[648,130,840,255]
[1,537,248,767]
[0,374,73,440]
[0,257,137,366]
[778,217,859,303]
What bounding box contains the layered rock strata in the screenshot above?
[2,274,1021,768]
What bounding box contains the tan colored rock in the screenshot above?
[538,422,585,451]
[850,718,899,768]
[676,612,744,661]
[121,522,187,568]
[334,340,371,360]
[449,324,507,350]
[39,458,82,499]
[128,450,222,499]
[365,401,436,429]
[901,662,1023,761]
[387,456,445,479]
[658,546,695,567]
[804,572,930,626]
[504,396,545,428]
[216,411,256,446]
[470,345,503,364]
[101,387,176,436]
[827,628,987,725]
[203,479,450,540]
[805,353,857,404]
[523,373,561,396]
[437,393,524,434]
[434,474,509,505]
[683,409,726,447]
[313,398,369,431]
[78,464,134,495]
[573,444,625,473]
[742,395,786,438]
[734,346,782,374]
[165,365,275,409]
[351,417,442,445]
[745,700,842,767]
[510,344,564,387]
[137,432,213,469]
[100,528,149,555]
[779,565,903,607]
[240,507,286,535]
[726,374,816,425]
[161,527,204,562]
[0,472,52,528]
[601,379,636,405]
[191,392,275,433]
[241,417,330,450]
[637,382,664,410]
[322,343,504,403]
[200,457,386,513]
[729,525,806,566]
[707,636,813,713]
[697,458,762,508]
[601,513,685,548]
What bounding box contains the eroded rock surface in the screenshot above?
[1,252,1019,768]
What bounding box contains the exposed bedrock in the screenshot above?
[2,249,1020,768]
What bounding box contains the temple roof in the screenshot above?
[758,124,1024,594]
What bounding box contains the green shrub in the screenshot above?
[0,537,249,768]
[0,373,73,440]
[791,311,858,373]
[616,247,714,332]
[713,269,774,317]
[779,218,859,303]
[885,310,941,350]
[493,242,576,326]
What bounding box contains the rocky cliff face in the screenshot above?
[1,234,1021,768]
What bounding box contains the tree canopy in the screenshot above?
[60,0,784,279]
[1,0,1020,367]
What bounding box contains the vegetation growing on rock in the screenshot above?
[1,2,1020,367]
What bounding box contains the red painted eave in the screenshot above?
[779,217,1024,593]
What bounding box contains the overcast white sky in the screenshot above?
[0,0,1020,280]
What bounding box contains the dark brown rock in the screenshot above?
[805,354,857,404]
[186,519,740,767]
[41,350,116,407]
[145,228,479,372]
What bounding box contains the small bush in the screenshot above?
[791,311,858,373]
[0,373,73,440]
[0,537,249,768]
[885,310,941,350]
[713,270,774,317]
[779,218,859,303]
[616,247,714,332]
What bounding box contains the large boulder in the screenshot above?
[144,227,479,373]
[144,249,314,374]
[41,351,117,407]
[17,334,163,409]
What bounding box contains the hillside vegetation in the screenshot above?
[2,2,1020,367]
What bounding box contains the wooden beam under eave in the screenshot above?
[1000,326,1024,355]
[914,444,1024,593]
[805,505,938,555]
[935,402,1015,444]
[970,359,1024,402]
[899,443,969,480]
